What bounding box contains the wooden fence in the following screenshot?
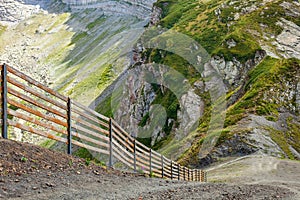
[0,64,206,182]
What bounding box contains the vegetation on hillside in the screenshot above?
[147,0,300,163]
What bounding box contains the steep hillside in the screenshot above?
[0,0,155,143]
[0,0,154,104]
[1,0,299,167]
[95,0,300,166]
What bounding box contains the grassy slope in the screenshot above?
[148,0,300,163]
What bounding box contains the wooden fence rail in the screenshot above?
[0,64,207,182]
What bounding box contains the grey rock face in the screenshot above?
[275,19,300,59]
[0,0,43,24]
[210,50,265,87]
[175,89,204,139]
[63,0,156,19]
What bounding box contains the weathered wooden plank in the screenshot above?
[152,171,161,178]
[8,119,67,143]
[72,140,109,155]
[135,145,150,156]
[136,155,150,167]
[151,150,162,158]
[151,152,161,162]
[72,106,109,129]
[7,65,67,101]
[163,156,172,164]
[164,165,171,174]
[135,160,150,171]
[112,134,134,154]
[135,140,150,152]
[135,150,150,162]
[7,76,67,110]
[112,126,134,150]
[8,108,67,135]
[152,168,162,175]
[72,100,109,122]
[113,144,135,164]
[112,150,134,169]
[8,87,67,119]
[72,131,109,148]
[72,115,109,135]
[151,156,162,166]
[163,170,171,178]
[8,98,67,127]
[111,119,135,140]
[72,123,109,142]
[150,161,161,169]
[112,138,134,159]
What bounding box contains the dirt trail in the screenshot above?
[0,139,299,199]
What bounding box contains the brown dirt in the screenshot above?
[0,139,299,200]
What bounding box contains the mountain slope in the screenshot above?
[0,0,299,167]
[0,0,154,104]
[95,0,300,166]
[0,0,155,144]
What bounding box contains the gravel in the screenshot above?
[0,139,299,200]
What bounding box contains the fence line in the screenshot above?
[0,64,207,182]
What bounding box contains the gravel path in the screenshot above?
[0,139,299,199]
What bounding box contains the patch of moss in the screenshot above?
[69,32,88,46]
[40,139,56,149]
[74,147,94,160]
[152,132,175,150]
[0,25,6,37]
[95,95,113,118]
[67,63,114,99]
[225,57,281,127]
[138,112,150,127]
[213,32,261,63]
[267,127,295,159]
[87,16,106,30]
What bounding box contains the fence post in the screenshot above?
[171,161,173,180]
[183,167,186,181]
[109,118,113,168]
[188,169,190,181]
[161,155,164,178]
[149,149,152,175]
[67,98,72,154]
[1,64,7,139]
[192,169,196,181]
[178,164,180,181]
[134,139,137,172]
[199,170,201,182]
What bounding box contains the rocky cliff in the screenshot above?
[96,0,300,165]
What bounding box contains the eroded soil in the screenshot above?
[0,139,299,200]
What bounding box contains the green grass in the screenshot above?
[267,127,295,159]
[225,57,279,127]
[70,32,88,46]
[0,25,6,37]
[67,63,114,98]
[40,139,57,149]
[74,147,94,160]
[87,17,106,30]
